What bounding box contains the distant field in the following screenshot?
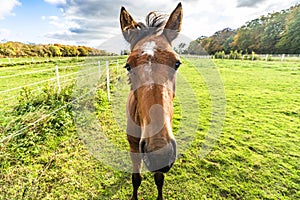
[0,57,71,64]
[0,58,299,199]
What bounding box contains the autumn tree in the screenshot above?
[276,5,300,53]
[78,46,89,56]
[261,11,287,53]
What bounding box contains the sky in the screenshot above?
[0,0,299,50]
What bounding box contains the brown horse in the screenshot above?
[120,3,183,200]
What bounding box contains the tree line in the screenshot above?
[184,4,300,55]
[0,42,111,58]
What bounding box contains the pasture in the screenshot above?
[0,58,299,199]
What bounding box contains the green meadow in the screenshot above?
[0,58,299,199]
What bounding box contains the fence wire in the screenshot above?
[0,58,125,144]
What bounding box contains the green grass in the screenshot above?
[0,57,90,67]
[0,58,299,199]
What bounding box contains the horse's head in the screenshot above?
[120,3,182,172]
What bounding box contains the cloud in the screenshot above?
[236,0,267,8]
[44,0,66,5]
[43,0,182,46]
[0,0,21,20]
[44,0,123,45]
[0,28,11,39]
[41,0,299,49]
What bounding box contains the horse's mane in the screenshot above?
[144,12,167,34]
[129,12,168,48]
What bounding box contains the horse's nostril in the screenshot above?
[140,140,177,173]
[140,140,147,153]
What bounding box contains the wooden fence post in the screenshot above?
[281,54,285,62]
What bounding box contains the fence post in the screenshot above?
[281,54,285,62]
[265,54,269,61]
[55,65,61,93]
[106,61,110,102]
[98,61,101,78]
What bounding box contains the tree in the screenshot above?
[187,40,207,55]
[261,11,287,53]
[69,46,80,57]
[78,46,89,56]
[121,49,130,55]
[49,45,62,57]
[231,18,265,53]
[176,43,187,54]
[276,5,300,53]
[198,28,236,54]
[0,42,17,57]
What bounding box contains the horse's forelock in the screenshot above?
[128,12,167,48]
[145,12,167,31]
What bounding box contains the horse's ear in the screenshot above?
[163,3,183,43]
[120,7,139,44]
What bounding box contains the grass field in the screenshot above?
[0,58,299,199]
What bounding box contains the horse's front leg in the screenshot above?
[154,172,164,200]
[130,152,142,200]
[128,132,142,200]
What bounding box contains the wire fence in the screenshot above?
[0,59,121,105]
[0,58,126,143]
[184,54,300,61]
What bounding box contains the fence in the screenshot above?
[184,54,300,61]
[255,54,300,61]
[0,58,125,143]
[0,59,121,105]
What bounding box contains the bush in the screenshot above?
[250,51,259,60]
[214,51,226,59]
[1,84,75,162]
[229,50,242,59]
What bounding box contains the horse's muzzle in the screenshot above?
[140,139,177,173]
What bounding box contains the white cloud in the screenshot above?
[44,15,80,31]
[181,0,300,38]
[0,0,21,20]
[49,16,59,21]
[0,28,11,38]
[40,0,299,47]
[237,0,267,7]
[44,0,66,5]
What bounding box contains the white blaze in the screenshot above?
[142,41,156,56]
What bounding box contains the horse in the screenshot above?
[120,3,183,200]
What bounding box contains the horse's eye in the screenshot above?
[124,63,131,71]
[175,61,182,70]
